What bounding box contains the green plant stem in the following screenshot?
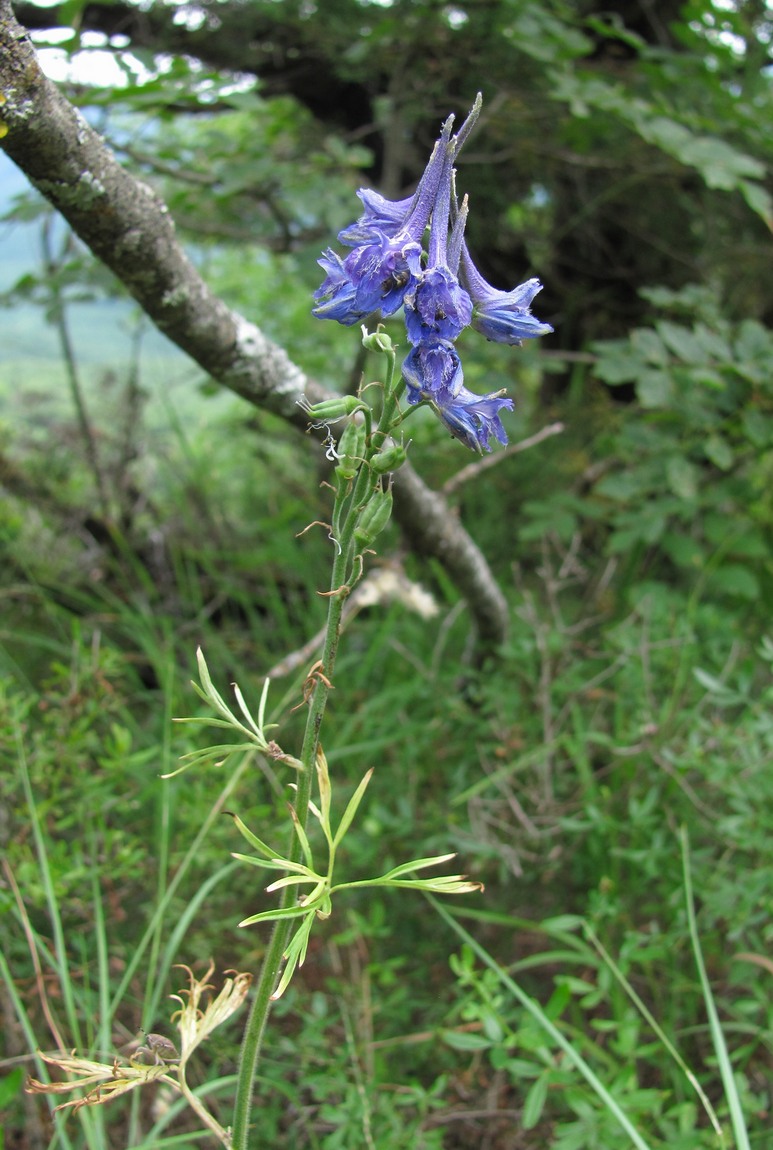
[231,345,399,1149]
[231,561,347,1150]
[176,1064,231,1147]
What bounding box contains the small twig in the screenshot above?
[442,421,564,495]
[121,144,217,185]
[650,750,717,819]
[41,218,110,518]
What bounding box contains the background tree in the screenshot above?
[2,1,773,1146]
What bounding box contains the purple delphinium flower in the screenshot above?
[312,233,419,325]
[341,235,423,321]
[402,340,464,406]
[459,240,554,345]
[312,248,361,324]
[403,262,472,344]
[337,189,415,247]
[403,159,472,346]
[402,340,514,454]
[433,385,514,454]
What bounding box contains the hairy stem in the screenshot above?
[230,352,398,1147]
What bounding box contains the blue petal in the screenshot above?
[404,265,473,346]
[460,246,553,346]
[402,341,464,403]
[472,306,554,345]
[338,190,414,246]
[345,238,423,318]
[312,248,365,324]
[433,385,514,454]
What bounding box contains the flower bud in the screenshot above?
[370,444,407,475]
[335,421,366,480]
[361,327,395,354]
[354,486,393,548]
[301,395,364,421]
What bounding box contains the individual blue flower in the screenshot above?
[343,235,424,320]
[312,234,421,326]
[403,159,472,346]
[433,385,514,454]
[459,240,554,345]
[312,248,362,324]
[338,188,414,246]
[404,263,472,344]
[402,341,513,453]
[402,341,464,406]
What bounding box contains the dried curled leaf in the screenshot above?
[170,960,253,1060]
[26,1053,169,1113]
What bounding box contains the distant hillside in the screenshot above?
[0,152,226,445]
[0,152,186,369]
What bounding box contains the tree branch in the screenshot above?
[0,1,509,650]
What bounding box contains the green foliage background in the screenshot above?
[1,1,772,1147]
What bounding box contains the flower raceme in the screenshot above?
[313,94,553,452]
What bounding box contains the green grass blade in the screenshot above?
[91,863,111,1058]
[584,919,724,1140]
[110,753,253,1022]
[0,948,77,1150]
[146,660,175,1009]
[141,861,240,1031]
[430,897,654,1150]
[681,826,750,1150]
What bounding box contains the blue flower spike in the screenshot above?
[313,93,552,452]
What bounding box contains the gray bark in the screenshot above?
[0,0,509,650]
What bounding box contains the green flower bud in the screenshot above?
[302,395,364,421]
[370,444,407,475]
[361,327,395,354]
[335,421,366,480]
[354,486,393,548]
